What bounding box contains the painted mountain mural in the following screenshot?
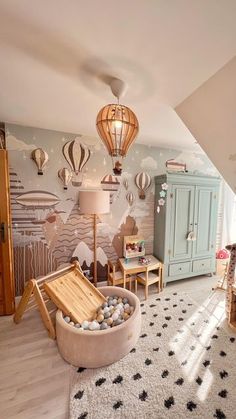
[6,123,218,295]
[51,203,118,279]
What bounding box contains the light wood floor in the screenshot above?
[0,275,221,419]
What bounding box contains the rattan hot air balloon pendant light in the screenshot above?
[96,78,139,175]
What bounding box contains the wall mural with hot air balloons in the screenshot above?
[5,123,219,295]
[135,172,152,199]
[31,148,49,175]
[58,168,72,190]
[101,174,120,204]
[62,138,91,186]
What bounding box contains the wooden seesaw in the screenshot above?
[13,261,106,339]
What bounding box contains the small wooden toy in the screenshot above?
[139,256,151,265]
[123,235,145,259]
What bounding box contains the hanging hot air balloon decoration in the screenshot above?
[96,78,139,175]
[31,148,49,175]
[58,168,72,190]
[62,139,91,187]
[123,178,129,190]
[126,191,135,206]
[101,174,120,204]
[135,172,151,199]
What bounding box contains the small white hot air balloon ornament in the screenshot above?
[31,148,49,175]
[58,168,72,190]
[62,139,91,186]
[123,178,129,190]
[101,174,120,204]
[126,191,135,206]
[135,172,151,199]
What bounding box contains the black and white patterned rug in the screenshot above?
[69,291,236,419]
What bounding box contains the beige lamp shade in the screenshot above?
[79,190,110,214]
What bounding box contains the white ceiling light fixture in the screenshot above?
[96,78,139,175]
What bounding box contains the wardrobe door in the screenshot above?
[169,184,195,262]
[0,150,15,314]
[192,186,217,259]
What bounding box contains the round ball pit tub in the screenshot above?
[56,286,141,368]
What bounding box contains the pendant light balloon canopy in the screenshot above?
[96,78,139,175]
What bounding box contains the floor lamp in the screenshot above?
[79,190,110,286]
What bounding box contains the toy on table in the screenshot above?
[139,256,151,265]
[123,235,145,259]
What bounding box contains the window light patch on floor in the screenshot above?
[169,292,226,385]
[196,368,213,402]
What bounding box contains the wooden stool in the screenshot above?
[107,260,136,292]
[136,264,162,300]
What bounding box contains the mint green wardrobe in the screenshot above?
[154,173,220,284]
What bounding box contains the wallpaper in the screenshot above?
[5,123,218,295]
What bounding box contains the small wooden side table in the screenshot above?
[119,255,163,294]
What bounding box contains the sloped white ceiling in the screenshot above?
[0,0,236,151]
[176,57,236,192]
